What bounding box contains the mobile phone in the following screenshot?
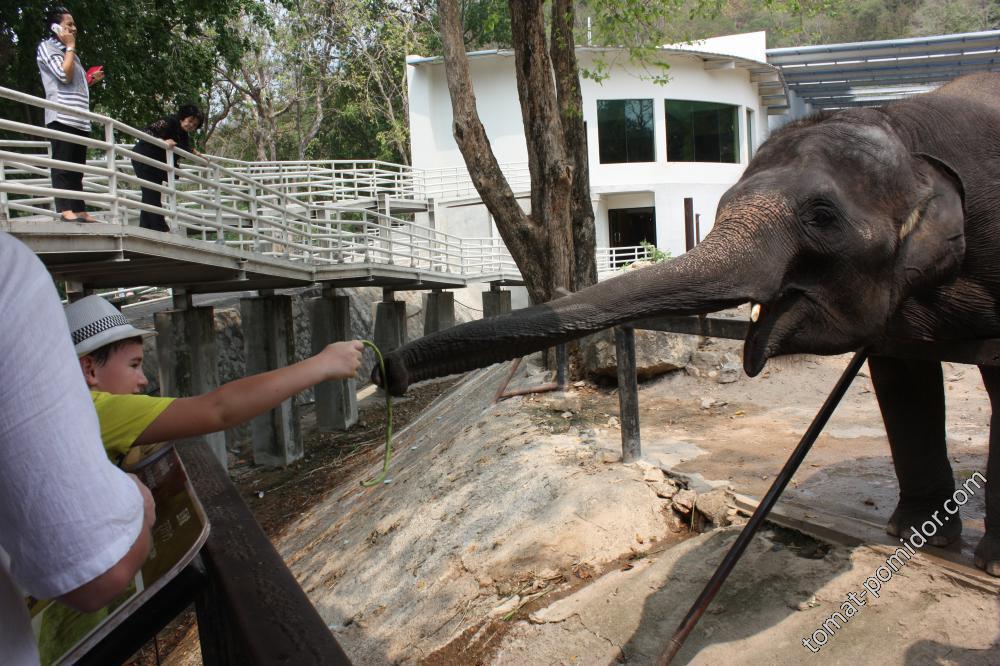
[50,23,64,37]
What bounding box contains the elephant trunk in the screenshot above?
[377,234,768,394]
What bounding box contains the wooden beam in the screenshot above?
[631,315,749,341]
[176,441,352,665]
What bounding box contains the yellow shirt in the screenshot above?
[90,391,176,461]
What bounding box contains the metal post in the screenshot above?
[0,156,8,223]
[214,162,224,244]
[684,197,696,252]
[556,343,568,387]
[166,145,177,235]
[104,120,119,225]
[658,350,868,665]
[615,326,641,462]
[249,180,261,253]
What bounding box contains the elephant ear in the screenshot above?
[896,153,966,294]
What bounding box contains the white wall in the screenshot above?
[407,34,775,258]
[408,54,528,170]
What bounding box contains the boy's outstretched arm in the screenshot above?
[135,340,364,445]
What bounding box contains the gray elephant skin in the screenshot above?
[375,72,1000,577]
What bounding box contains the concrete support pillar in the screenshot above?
[374,289,406,355]
[423,290,455,335]
[65,280,92,302]
[309,290,357,431]
[154,305,227,468]
[482,288,512,319]
[241,293,301,468]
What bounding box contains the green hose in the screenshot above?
[361,340,393,487]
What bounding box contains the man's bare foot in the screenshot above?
[62,212,99,223]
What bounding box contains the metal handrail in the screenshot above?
[1,86,639,284]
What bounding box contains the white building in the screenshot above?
[406,31,788,259]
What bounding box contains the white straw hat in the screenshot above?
[65,295,156,357]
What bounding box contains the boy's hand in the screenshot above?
[318,340,364,380]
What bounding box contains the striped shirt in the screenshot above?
[36,37,90,132]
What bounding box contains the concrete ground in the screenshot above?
[268,347,999,664]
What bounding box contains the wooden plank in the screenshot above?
[176,440,352,666]
[631,314,749,340]
[729,493,1000,593]
[632,316,1000,368]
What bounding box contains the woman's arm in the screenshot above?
[59,32,76,82]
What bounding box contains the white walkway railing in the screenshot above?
[1,86,645,286]
[209,158,531,205]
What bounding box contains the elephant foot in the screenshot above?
[974,533,1000,577]
[885,500,962,547]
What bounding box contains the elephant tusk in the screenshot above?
[750,303,762,323]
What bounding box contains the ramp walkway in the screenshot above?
[1,87,645,295]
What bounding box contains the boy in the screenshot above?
[64,294,364,463]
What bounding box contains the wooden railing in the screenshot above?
[80,441,352,665]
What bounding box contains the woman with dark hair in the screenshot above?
[36,6,104,222]
[130,104,205,232]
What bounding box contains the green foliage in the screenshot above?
[0,0,269,133]
[640,240,670,263]
[8,0,996,164]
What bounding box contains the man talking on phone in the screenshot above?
[36,6,104,223]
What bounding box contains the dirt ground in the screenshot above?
[125,378,461,666]
[145,343,1000,665]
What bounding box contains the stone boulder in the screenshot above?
[583,328,700,381]
[686,349,744,384]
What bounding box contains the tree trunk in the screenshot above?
[438,0,594,305]
[438,0,547,302]
[508,0,576,303]
[551,0,598,292]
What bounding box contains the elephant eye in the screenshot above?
[802,200,838,227]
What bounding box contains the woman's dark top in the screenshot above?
[133,115,192,167]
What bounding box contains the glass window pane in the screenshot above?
[665,100,739,163]
[598,99,654,164]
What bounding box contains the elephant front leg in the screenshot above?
[869,356,960,547]
[975,365,1000,576]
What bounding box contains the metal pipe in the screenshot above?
[658,349,868,665]
[556,343,568,387]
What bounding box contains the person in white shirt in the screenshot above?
[0,232,154,664]
[35,6,104,222]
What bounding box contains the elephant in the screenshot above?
[374,72,1000,577]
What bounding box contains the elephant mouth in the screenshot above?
[742,290,810,376]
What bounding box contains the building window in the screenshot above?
[597,99,655,164]
[665,100,739,163]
